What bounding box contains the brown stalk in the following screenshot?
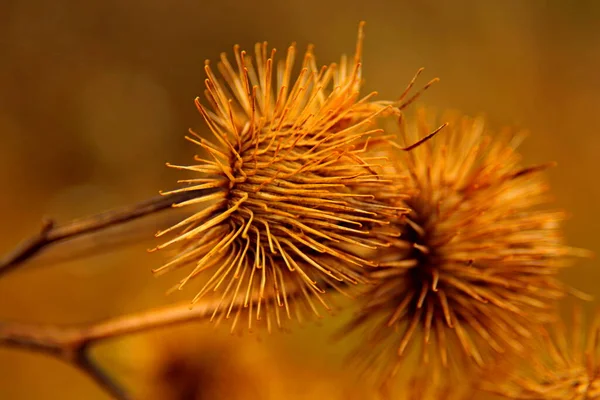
[0,188,215,278]
[0,293,275,399]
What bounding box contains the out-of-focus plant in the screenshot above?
[480,305,600,399]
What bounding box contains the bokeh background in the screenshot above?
[1,0,599,398]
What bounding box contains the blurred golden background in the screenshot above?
[1,0,599,398]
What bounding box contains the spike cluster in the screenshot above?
[140,331,262,400]
[403,374,476,400]
[341,110,584,381]
[481,306,600,399]
[153,23,409,332]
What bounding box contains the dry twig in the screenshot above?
[0,188,215,277]
[0,296,257,399]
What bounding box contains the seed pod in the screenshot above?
[481,305,600,399]
[341,109,588,382]
[152,23,408,333]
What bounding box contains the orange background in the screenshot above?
[1,1,599,398]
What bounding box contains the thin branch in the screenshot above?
[0,188,216,278]
[0,320,130,399]
[77,349,130,400]
[0,296,250,400]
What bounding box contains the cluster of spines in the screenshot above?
[339,110,586,388]
[153,23,413,333]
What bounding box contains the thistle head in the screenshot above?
[151,23,411,333]
[481,305,600,399]
[139,329,262,400]
[341,109,587,382]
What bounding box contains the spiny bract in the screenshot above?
[481,306,600,399]
[342,109,586,381]
[152,23,411,332]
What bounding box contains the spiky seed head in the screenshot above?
[152,23,409,333]
[341,109,587,381]
[481,306,600,399]
[403,374,476,400]
[139,330,262,400]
